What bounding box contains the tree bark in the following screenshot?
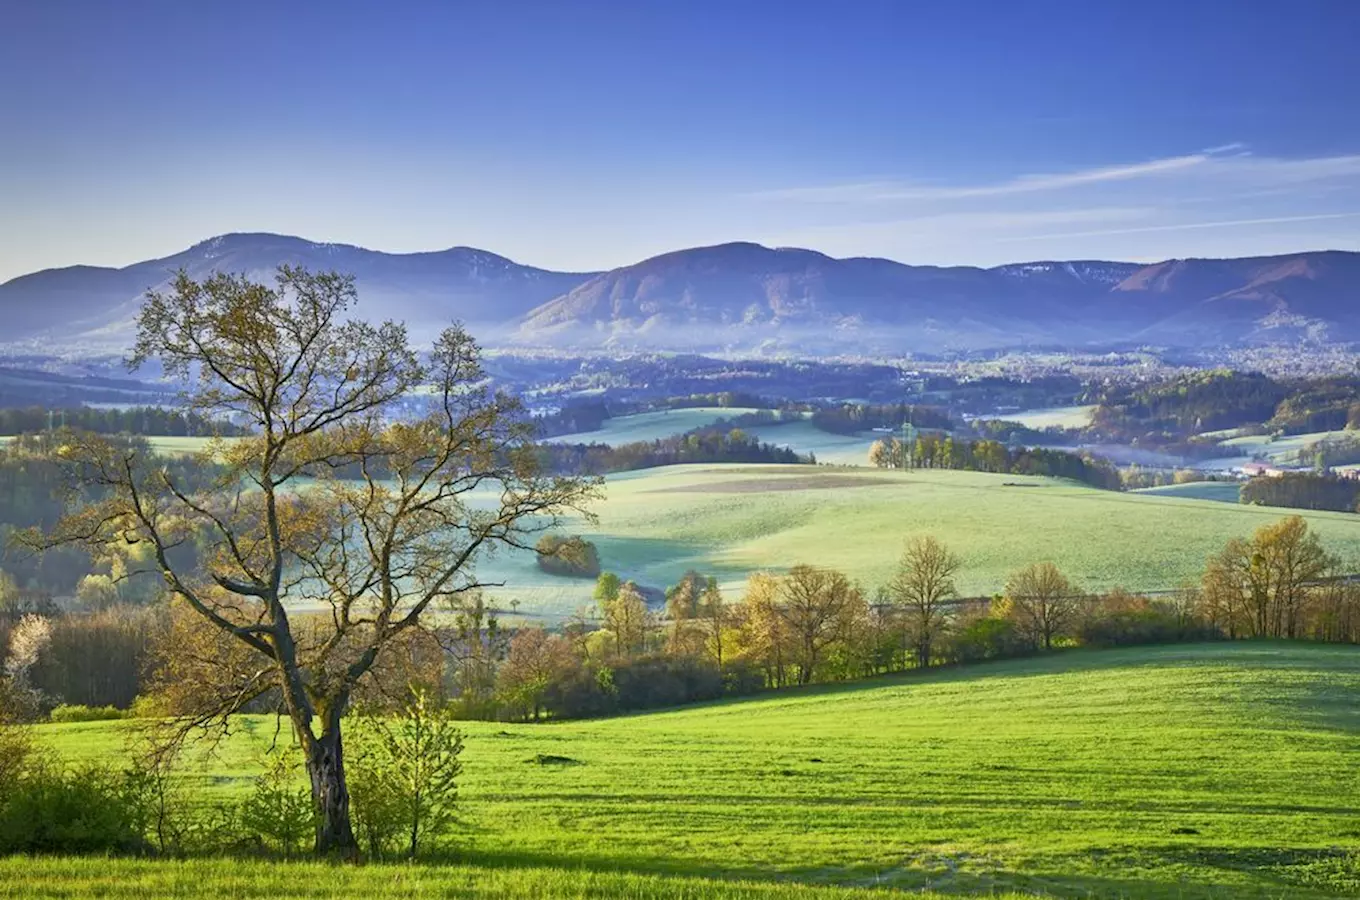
[306,726,358,857]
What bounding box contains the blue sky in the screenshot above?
[3,0,1359,281]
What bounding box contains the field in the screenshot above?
[22,643,1360,898]
[1132,481,1244,503]
[1002,405,1095,430]
[1219,430,1353,464]
[547,408,762,445]
[470,465,1360,621]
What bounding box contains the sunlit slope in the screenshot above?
[36,643,1360,897]
[465,465,1360,619]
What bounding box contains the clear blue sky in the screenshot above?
[3,0,1360,280]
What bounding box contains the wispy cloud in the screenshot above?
[997,211,1360,242]
[751,147,1360,205]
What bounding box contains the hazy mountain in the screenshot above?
[4,234,1359,355]
[515,243,1360,351]
[0,233,596,349]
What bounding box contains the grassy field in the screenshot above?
[1003,405,1095,430]
[23,643,1360,898]
[1219,429,1353,464]
[1132,481,1244,503]
[743,419,878,465]
[470,464,1360,621]
[547,408,762,445]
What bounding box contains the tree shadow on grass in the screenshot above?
[415,842,1355,899]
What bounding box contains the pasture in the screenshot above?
[471,464,1360,621]
[1132,481,1244,503]
[1218,429,1352,464]
[546,407,762,445]
[24,643,1360,898]
[1002,405,1095,430]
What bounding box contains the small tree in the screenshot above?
[697,576,728,667]
[1001,562,1079,651]
[348,689,463,858]
[497,627,576,720]
[887,536,960,668]
[240,751,316,857]
[601,581,650,659]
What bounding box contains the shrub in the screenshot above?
[49,703,127,723]
[349,689,464,858]
[239,752,315,857]
[0,761,150,854]
[0,723,30,801]
[947,616,1028,663]
[535,534,602,578]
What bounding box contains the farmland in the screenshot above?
[21,643,1360,898]
[471,464,1360,621]
[546,407,762,445]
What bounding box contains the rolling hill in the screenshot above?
[5,233,1360,354]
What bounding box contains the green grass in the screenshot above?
[0,857,1024,899]
[1132,481,1244,503]
[548,408,762,445]
[24,643,1360,898]
[1003,405,1095,430]
[471,464,1360,620]
[743,420,878,465]
[1219,430,1354,464]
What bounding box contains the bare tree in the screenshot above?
[1002,562,1079,651]
[23,267,597,855]
[887,536,960,668]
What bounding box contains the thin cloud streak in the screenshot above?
[752,154,1208,202]
[997,211,1360,242]
[752,149,1360,204]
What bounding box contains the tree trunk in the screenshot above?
[306,726,358,857]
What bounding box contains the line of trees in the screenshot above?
[1241,472,1360,513]
[538,426,811,475]
[0,406,246,438]
[867,432,1121,490]
[811,403,954,436]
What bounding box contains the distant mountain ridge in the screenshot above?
[0,232,596,348]
[3,233,1358,353]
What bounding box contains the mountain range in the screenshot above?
[3,232,1359,354]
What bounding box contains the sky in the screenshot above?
[3,0,1360,281]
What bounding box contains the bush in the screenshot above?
[1078,604,1220,648]
[239,752,315,857]
[0,761,151,854]
[0,724,29,801]
[947,616,1028,663]
[348,689,464,858]
[534,535,602,578]
[49,703,127,723]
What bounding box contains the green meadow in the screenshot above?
[1001,405,1096,430]
[470,465,1360,620]
[547,407,763,445]
[21,643,1360,898]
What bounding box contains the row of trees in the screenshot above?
[538,427,810,474]
[810,403,954,436]
[867,432,1121,490]
[0,406,245,438]
[1241,472,1360,513]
